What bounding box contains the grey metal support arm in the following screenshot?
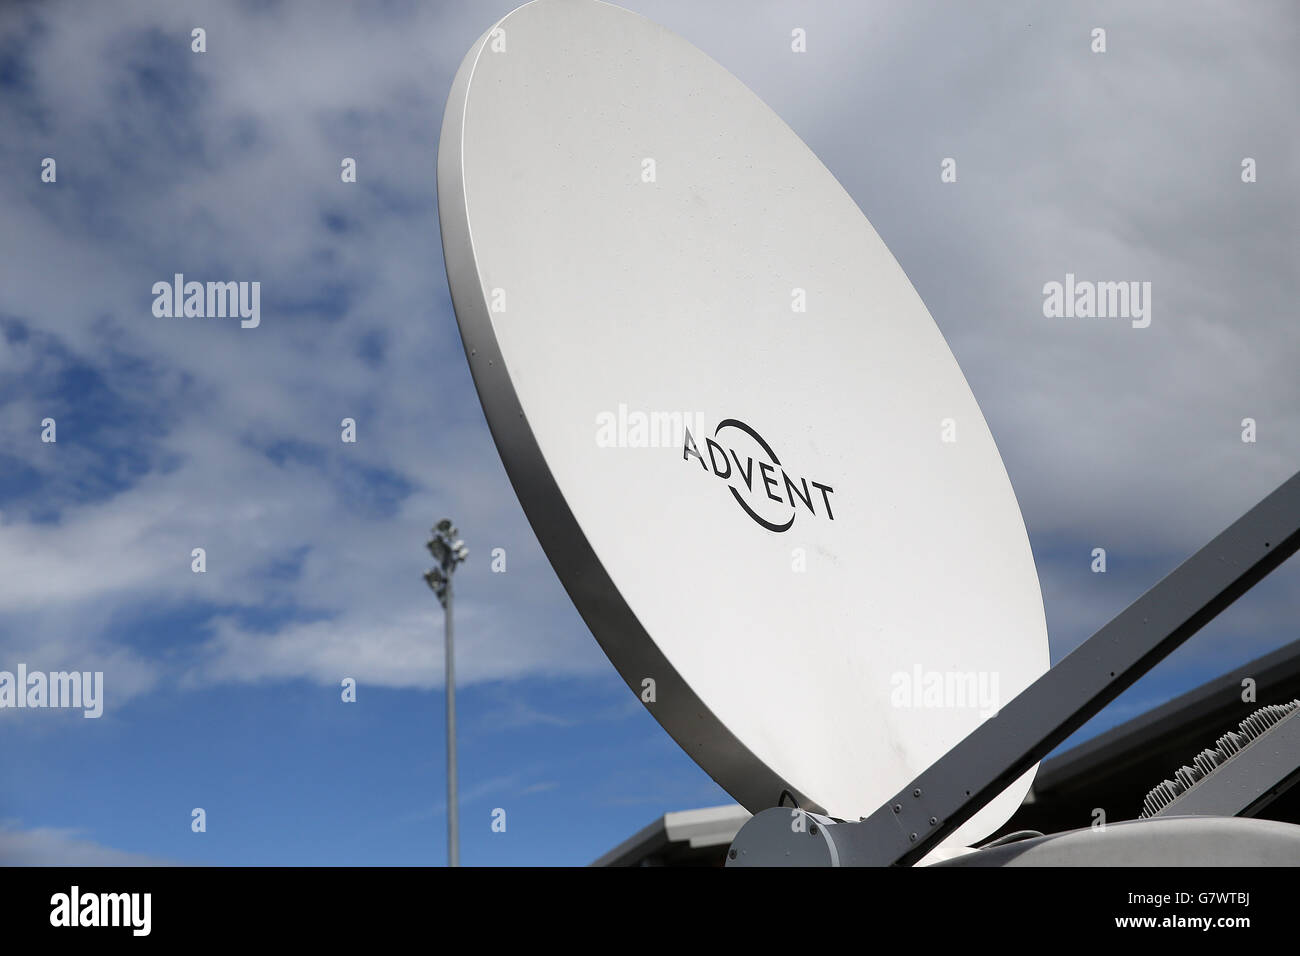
[856,468,1300,866]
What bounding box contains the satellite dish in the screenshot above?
[438,0,1048,849]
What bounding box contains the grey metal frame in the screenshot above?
[730,469,1300,866]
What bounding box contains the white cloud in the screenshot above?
[0,0,1295,721]
[0,822,170,865]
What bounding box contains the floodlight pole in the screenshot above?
[444,576,458,869]
[426,520,469,868]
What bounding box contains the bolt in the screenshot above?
[809,824,819,836]
[912,789,922,798]
[909,833,918,842]
[929,817,938,826]
[728,848,737,860]
[892,804,902,814]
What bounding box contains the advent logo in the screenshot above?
[683,419,835,532]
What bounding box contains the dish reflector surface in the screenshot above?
[438,0,1048,845]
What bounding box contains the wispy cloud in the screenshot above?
[0,822,171,866]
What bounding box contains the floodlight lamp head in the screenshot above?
[423,569,449,609]
[428,538,450,564]
[436,519,455,535]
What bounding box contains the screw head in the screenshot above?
[892,804,902,814]
[809,824,819,836]
[929,817,938,826]
[909,832,917,842]
[912,788,922,798]
[728,848,737,860]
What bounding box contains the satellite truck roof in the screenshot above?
[438,0,1049,850]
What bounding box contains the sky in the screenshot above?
[0,0,1297,865]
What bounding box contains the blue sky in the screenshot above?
[0,0,1297,864]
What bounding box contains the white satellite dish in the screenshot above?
[438,0,1051,849]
